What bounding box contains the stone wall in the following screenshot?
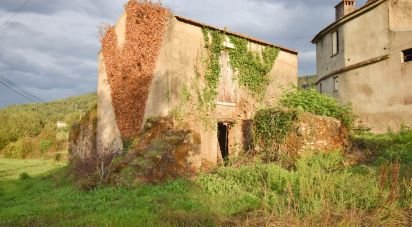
[283,112,349,156]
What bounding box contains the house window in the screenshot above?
[217,50,237,103]
[319,83,323,94]
[334,76,339,92]
[332,31,339,56]
[402,48,412,62]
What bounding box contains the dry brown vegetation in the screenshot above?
[101,0,170,138]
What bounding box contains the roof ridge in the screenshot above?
[174,15,298,55]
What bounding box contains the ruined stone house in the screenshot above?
[97,1,298,169]
[312,0,412,132]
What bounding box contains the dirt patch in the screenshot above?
[101,0,170,138]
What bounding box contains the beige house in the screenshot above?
[97,1,298,168]
[312,0,412,132]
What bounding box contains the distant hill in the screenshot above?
[298,75,317,89]
[0,93,97,159]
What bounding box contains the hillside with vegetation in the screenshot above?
[298,74,317,89]
[0,93,97,160]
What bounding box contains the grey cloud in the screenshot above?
[163,0,335,76]
[0,8,105,106]
[0,0,369,107]
[0,0,124,19]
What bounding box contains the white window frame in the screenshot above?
[332,31,339,56]
[334,76,339,92]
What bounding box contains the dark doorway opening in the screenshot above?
[218,122,229,163]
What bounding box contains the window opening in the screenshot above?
[334,76,339,92]
[402,48,412,62]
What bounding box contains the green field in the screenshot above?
[1,129,411,226]
[0,159,66,180]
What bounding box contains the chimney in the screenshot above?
[335,0,356,20]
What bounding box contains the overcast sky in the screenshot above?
[0,0,368,107]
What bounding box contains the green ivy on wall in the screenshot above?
[200,28,279,107]
[228,36,279,98]
[253,107,299,161]
[201,28,224,109]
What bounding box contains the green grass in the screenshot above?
[0,159,65,180]
[0,130,411,226]
[351,128,412,181]
[0,165,207,226]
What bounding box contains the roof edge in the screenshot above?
[315,54,389,84]
[175,16,298,55]
[311,0,386,44]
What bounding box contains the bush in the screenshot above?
[39,139,53,153]
[253,108,299,161]
[280,88,355,128]
[3,138,34,159]
[19,172,30,180]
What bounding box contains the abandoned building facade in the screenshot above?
[97,1,298,169]
[312,0,412,132]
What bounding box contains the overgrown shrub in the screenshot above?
[280,88,355,128]
[252,88,354,163]
[3,138,35,159]
[18,172,30,180]
[253,108,299,161]
[39,139,53,153]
